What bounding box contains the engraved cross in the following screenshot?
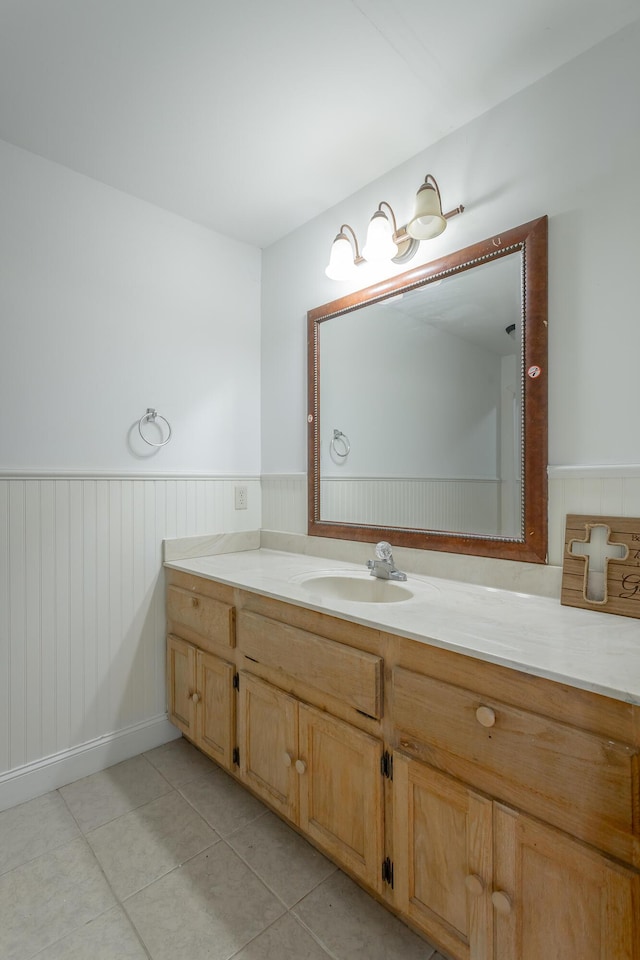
[568,523,628,603]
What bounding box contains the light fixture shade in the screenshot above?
[407,181,447,240]
[325,233,357,281]
[362,210,398,262]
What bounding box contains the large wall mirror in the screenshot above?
[307,216,548,562]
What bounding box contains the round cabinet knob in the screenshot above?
[191,692,200,704]
[191,596,200,608]
[282,752,293,767]
[491,891,512,915]
[295,759,307,775]
[476,705,496,728]
[465,874,485,897]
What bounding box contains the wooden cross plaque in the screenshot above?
[561,514,640,619]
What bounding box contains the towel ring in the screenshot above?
[138,408,172,447]
[330,429,350,458]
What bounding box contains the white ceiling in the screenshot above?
[1,0,639,248]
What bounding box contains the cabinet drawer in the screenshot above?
[392,666,640,854]
[167,584,235,649]
[237,610,383,718]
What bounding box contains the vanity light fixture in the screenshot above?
[325,174,463,281]
[325,173,464,280]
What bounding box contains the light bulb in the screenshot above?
[325,233,357,281]
[362,211,398,262]
[407,182,446,240]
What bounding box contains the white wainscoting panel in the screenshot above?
[547,470,640,565]
[0,475,260,802]
[261,474,307,534]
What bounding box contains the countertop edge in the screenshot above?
[164,551,640,707]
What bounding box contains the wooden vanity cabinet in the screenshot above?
[393,753,640,960]
[391,654,640,959]
[237,667,385,891]
[167,635,236,771]
[493,804,640,960]
[166,570,640,960]
[237,671,299,820]
[393,755,493,960]
[166,577,237,772]
[167,633,198,738]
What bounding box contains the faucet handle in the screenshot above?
[375,541,393,561]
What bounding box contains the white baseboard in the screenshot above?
[0,715,181,813]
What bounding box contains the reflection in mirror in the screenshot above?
[308,217,548,563]
[320,253,522,537]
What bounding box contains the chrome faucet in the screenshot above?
[367,541,407,581]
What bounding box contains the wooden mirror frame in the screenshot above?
[307,215,548,563]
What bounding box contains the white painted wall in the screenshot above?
[261,23,640,481]
[0,140,262,804]
[0,138,261,474]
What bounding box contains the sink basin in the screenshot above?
[292,571,414,604]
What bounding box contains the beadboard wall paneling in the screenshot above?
[0,476,260,781]
[261,474,307,535]
[547,472,640,567]
[263,471,640,567]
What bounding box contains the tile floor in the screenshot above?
[0,738,446,960]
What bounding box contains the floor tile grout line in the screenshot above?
[142,741,225,791]
[113,831,336,955]
[224,913,285,960]
[54,785,89,836]
[219,836,297,912]
[81,784,220,846]
[225,909,336,960]
[12,822,153,960]
[287,909,348,960]
[224,827,340,912]
[51,772,186,960]
[59,784,174,835]
[209,803,270,838]
[140,749,192,791]
[288,874,441,960]
[26,902,154,960]
[174,780,271,837]
[62,796,158,960]
[115,835,223,903]
[56,759,175,835]
[0,794,87,893]
[217,837,296,909]
[118,896,156,960]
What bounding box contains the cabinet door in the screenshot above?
[493,804,640,960]
[167,635,196,737]
[238,672,299,822]
[393,754,493,960]
[196,651,235,771]
[298,703,384,893]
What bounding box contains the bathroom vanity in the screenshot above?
[165,549,640,960]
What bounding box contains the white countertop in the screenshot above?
[165,548,640,706]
